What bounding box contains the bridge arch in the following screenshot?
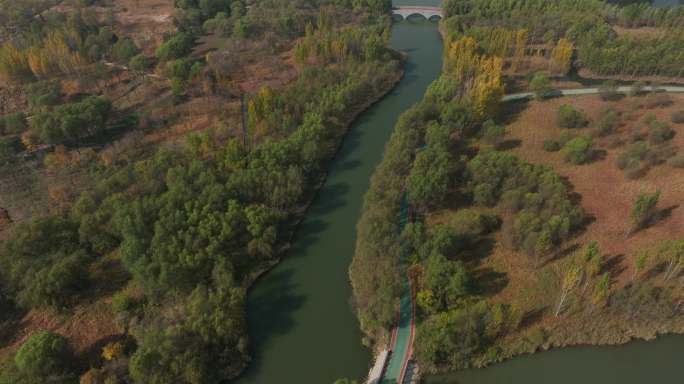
[391,6,443,21]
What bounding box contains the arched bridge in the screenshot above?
[391,6,443,20]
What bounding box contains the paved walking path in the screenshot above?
[502,85,684,102]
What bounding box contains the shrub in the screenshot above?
[625,164,647,180]
[529,72,552,99]
[129,54,150,72]
[24,80,61,108]
[556,104,587,128]
[111,38,139,63]
[562,136,593,164]
[155,32,194,61]
[644,93,672,109]
[631,190,661,229]
[593,108,619,137]
[648,119,674,145]
[629,81,646,97]
[543,139,561,152]
[13,331,73,380]
[30,96,111,144]
[617,141,649,168]
[0,217,90,309]
[0,112,26,134]
[598,80,620,101]
[669,153,684,168]
[671,110,684,124]
[480,119,506,147]
[0,137,21,165]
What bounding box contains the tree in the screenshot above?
[556,104,587,129]
[555,263,582,316]
[631,189,661,230]
[550,38,574,74]
[529,72,551,99]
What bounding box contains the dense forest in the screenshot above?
[441,0,684,78]
[0,0,400,382]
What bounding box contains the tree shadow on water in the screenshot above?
[308,182,350,216]
[244,267,307,369]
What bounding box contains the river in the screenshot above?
[235,14,443,384]
[237,1,684,383]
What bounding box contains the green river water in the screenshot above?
[236,16,444,384]
[238,2,684,383]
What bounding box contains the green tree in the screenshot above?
[407,148,451,212]
[424,252,470,310]
[0,217,89,309]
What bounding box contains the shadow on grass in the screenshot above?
[471,267,509,297]
[600,254,626,279]
[630,204,679,236]
[519,306,548,329]
[0,298,26,348]
[541,243,581,268]
[497,138,522,151]
[497,99,529,126]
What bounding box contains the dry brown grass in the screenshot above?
[54,0,175,55]
[429,94,684,363]
[614,26,667,40]
[505,94,684,287]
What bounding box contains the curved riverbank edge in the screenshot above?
[242,58,406,290]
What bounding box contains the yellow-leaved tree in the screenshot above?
[550,38,574,75]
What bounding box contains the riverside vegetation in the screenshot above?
[0,0,403,382]
[351,0,684,375]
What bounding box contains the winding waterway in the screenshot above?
[237,1,684,383]
[235,15,443,384]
